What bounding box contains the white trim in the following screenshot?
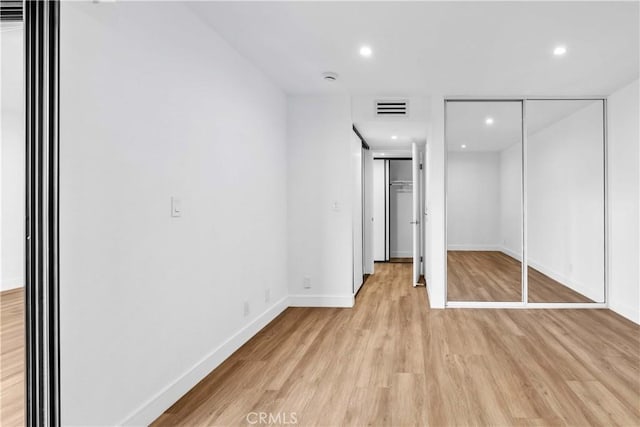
[447,301,525,308]
[390,251,413,258]
[608,301,640,325]
[527,258,601,302]
[1,278,24,291]
[118,296,289,427]
[447,244,500,251]
[447,301,608,309]
[499,246,522,261]
[526,303,608,309]
[288,294,355,308]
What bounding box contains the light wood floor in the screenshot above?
[0,288,24,427]
[154,263,639,426]
[447,251,594,303]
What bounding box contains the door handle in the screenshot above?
[410,221,419,225]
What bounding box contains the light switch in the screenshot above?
[171,197,182,217]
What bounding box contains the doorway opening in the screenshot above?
[351,96,429,294]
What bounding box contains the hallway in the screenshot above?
[153,263,640,426]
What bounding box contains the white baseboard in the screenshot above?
[118,296,289,426]
[288,294,354,308]
[390,251,412,258]
[1,277,24,292]
[609,300,640,325]
[526,258,599,302]
[499,246,522,262]
[447,244,500,251]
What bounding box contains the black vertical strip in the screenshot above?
[25,1,60,426]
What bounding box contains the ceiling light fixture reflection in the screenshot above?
[485,117,494,125]
[553,45,567,56]
[461,144,467,149]
[391,135,398,140]
[359,45,373,57]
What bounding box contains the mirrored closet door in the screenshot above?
[445,98,606,306]
[526,100,605,303]
[446,101,523,302]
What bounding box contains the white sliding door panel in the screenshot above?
[412,143,420,285]
[372,159,386,261]
[363,150,375,274]
[352,134,363,295]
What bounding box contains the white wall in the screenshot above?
[287,95,354,307]
[425,96,446,308]
[499,143,522,259]
[0,26,25,292]
[527,101,605,302]
[372,159,386,261]
[60,3,288,425]
[608,79,639,323]
[389,160,413,257]
[446,152,500,249]
[352,133,363,293]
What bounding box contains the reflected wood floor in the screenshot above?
[0,288,24,427]
[153,263,639,426]
[448,251,594,302]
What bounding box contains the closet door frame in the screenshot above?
[444,96,608,309]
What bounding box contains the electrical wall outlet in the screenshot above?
[303,276,312,289]
[243,301,250,317]
[265,288,271,303]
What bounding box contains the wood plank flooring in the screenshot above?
[0,288,24,427]
[447,251,593,303]
[153,263,639,426]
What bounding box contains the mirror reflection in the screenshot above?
[526,100,605,303]
[446,101,523,302]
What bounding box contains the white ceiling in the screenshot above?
[447,101,522,152]
[357,121,428,150]
[446,99,602,152]
[189,1,639,96]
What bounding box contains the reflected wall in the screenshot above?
[526,100,605,303]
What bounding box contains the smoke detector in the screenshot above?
[322,72,339,82]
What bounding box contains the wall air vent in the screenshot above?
[375,100,409,116]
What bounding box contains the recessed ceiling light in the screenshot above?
[485,117,494,125]
[359,45,373,58]
[391,135,398,140]
[461,144,467,149]
[553,45,567,56]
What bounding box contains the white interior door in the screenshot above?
[352,133,363,294]
[372,159,386,261]
[411,142,420,286]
